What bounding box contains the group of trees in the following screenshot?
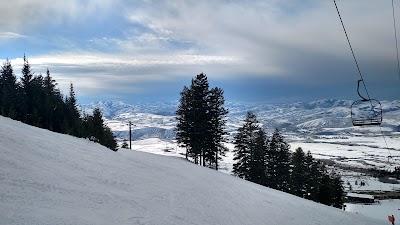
[176,73,228,169]
[175,73,344,208]
[0,56,117,150]
[232,112,344,209]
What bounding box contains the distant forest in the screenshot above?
[0,55,117,150]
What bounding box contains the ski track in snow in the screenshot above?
[0,116,387,225]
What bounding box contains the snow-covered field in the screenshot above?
[290,135,400,171]
[345,200,400,223]
[127,134,400,174]
[0,116,386,225]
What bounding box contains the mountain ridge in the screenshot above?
[81,99,400,140]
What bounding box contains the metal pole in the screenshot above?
[129,121,132,149]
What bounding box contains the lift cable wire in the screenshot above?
[333,0,393,163]
[392,0,400,80]
[333,0,371,100]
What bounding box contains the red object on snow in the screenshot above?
[388,215,395,223]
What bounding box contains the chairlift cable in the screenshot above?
[392,0,400,80]
[378,125,392,162]
[382,0,396,163]
[333,0,372,101]
[333,0,393,165]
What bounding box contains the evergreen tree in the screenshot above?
[83,108,117,151]
[190,73,210,166]
[102,126,118,151]
[233,112,264,182]
[0,59,18,118]
[19,55,35,124]
[206,87,228,169]
[331,174,345,209]
[304,151,320,200]
[265,129,291,192]
[306,158,344,209]
[176,73,228,169]
[290,147,307,197]
[30,73,45,127]
[65,83,82,136]
[317,171,333,206]
[251,129,268,185]
[43,69,60,130]
[176,86,192,159]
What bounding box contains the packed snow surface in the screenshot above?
[346,199,400,222]
[0,116,386,225]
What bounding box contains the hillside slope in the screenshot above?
[0,116,385,225]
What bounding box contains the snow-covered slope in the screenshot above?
[0,116,385,225]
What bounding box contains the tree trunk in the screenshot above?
[215,151,218,170]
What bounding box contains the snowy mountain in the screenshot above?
[81,99,400,141]
[0,115,385,225]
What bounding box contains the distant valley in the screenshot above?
[81,99,400,172]
[81,99,400,140]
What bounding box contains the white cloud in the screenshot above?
[0,32,26,41]
[4,51,243,97]
[0,0,117,31]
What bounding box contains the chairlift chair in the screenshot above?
[350,80,383,126]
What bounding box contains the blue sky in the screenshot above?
[1,0,400,104]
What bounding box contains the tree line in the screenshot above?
[0,56,117,150]
[175,75,344,208]
[233,112,344,208]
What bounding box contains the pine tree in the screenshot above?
[87,108,105,142]
[176,86,192,159]
[103,126,118,151]
[190,73,210,166]
[43,69,60,130]
[304,151,319,200]
[251,129,268,185]
[233,112,264,181]
[331,174,345,209]
[305,159,345,208]
[206,87,228,169]
[265,129,291,192]
[65,83,82,136]
[317,171,333,206]
[176,73,228,169]
[83,108,117,151]
[290,147,307,197]
[0,59,18,118]
[19,55,35,124]
[30,73,45,127]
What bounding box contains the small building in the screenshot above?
[346,192,375,204]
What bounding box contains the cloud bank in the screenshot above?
[1,0,400,102]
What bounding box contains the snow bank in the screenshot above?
[0,116,385,225]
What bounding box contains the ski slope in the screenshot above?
[0,116,386,225]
